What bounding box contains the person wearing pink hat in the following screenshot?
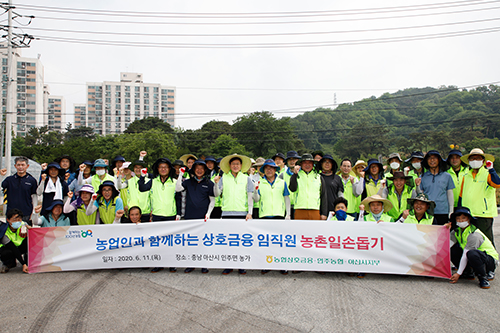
[63,184,98,225]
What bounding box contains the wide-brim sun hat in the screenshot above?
[260,159,279,173]
[387,152,403,163]
[55,155,76,170]
[97,180,119,198]
[180,154,198,165]
[361,194,393,213]
[405,151,424,163]
[190,159,209,173]
[461,148,495,165]
[129,160,146,170]
[93,159,108,169]
[285,151,301,161]
[219,153,252,174]
[421,150,447,170]
[253,157,266,168]
[450,206,477,223]
[353,160,367,169]
[407,193,436,216]
[386,171,412,182]
[272,152,286,161]
[152,157,173,176]
[318,154,338,172]
[363,159,383,173]
[76,184,94,197]
[45,199,64,213]
[43,162,65,178]
[297,153,316,166]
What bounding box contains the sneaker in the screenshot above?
[238,269,247,275]
[222,269,233,275]
[201,268,209,274]
[357,273,366,279]
[184,268,195,273]
[169,267,177,273]
[487,271,495,281]
[478,276,491,289]
[0,265,9,273]
[151,267,164,273]
[261,270,270,275]
[280,270,288,275]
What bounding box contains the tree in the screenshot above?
[124,117,173,134]
[210,134,250,158]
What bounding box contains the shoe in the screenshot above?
[461,272,475,280]
[347,273,356,277]
[280,270,288,275]
[201,268,209,274]
[238,269,247,275]
[222,269,233,275]
[151,267,164,273]
[0,265,9,273]
[169,267,177,273]
[478,276,491,289]
[184,268,195,273]
[487,271,495,281]
[261,270,270,275]
[357,273,366,279]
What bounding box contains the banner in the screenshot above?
[28,219,451,278]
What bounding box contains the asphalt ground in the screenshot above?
[2,218,500,333]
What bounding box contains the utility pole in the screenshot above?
[5,0,12,175]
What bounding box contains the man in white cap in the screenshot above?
[459,148,500,245]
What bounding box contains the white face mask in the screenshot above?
[469,160,483,169]
[390,162,400,170]
[412,162,421,170]
[456,221,469,229]
[96,169,106,176]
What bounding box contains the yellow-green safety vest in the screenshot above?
[341,176,360,214]
[461,167,498,218]
[150,177,176,217]
[447,166,467,207]
[221,172,248,212]
[387,186,412,220]
[91,174,115,193]
[127,176,151,214]
[283,170,297,206]
[456,225,498,260]
[404,212,433,225]
[98,197,119,224]
[258,176,286,218]
[294,170,321,210]
[364,213,393,222]
[76,203,98,225]
[0,226,24,248]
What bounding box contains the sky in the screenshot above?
[10,0,500,130]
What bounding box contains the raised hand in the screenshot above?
[115,209,125,219]
[0,168,6,176]
[67,191,74,199]
[79,164,86,172]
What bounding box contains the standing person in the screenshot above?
[172,160,185,177]
[385,153,403,179]
[37,162,69,215]
[352,160,367,180]
[354,159,385,201]
[205,156,222,219]
[283,151,301,219]
[338,159,360,219]
[1,156,38,224]
[249,158,265,219]
[449,206,498,289]
[253,159,291,219]
[109,155,125,175]
[272,153,286,175]
[119,160,151,222]
[382,171,417,220]
[459,148,500,245]
[318,155,344,218]
[78,159,116,193]
[312,151,324,162]
[176,160,215,274]
[0,209,30,274]
[420,150,455,225]
[289,153,328,220]
[63,185,98,225]
[213,153,254,275]
[86,181,124,225]
[404,151,425,185]
[55,154,76,184]
[180,154,197,179]
[446,149,468,208]
[68,160,93,197]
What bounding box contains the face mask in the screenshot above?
[456,221,469,228]
[11,221,22,229]
[412,162,421,170]
[469,160,483,169]
[372,209,384,221]
[96,169,106,176]
[335,210,347,221]
[390,162,400,170]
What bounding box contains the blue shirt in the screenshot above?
[182,177,215,220]
[2,173,38,217]
[421,171,455,214]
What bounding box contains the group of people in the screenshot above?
[0,148,498,289]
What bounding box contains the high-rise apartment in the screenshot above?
[81,72,175,134]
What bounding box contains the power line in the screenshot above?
[18,17,500,38]
[13,0,499,18]
[22,4,500,26]
[34,26,500,49]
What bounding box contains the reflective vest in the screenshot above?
[283,170,297,206]
[0,226,24,248]
[91,174,115,193]
[404,212,433,225]
[258,176,286,218]
[150,177,176,217]
[330,215,355,221]
[127,176,151,213]
[363,177,382,198]
[210,174,222,208]
[456,225,498,260]
[98,197,119,224]
[341,176,360,214]
[447,166,467,207]
[76,203,98,225]
[461,167,498,217]
[294,170,321,210]
[387,186,412,219]
[364,213,393,222]
[221,172,248,212]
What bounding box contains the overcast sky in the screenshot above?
[12,0,500,130]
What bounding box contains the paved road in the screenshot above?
[2,219,500,333]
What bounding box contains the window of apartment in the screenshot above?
[125,86,130,91]
[115,98,121,104]
[144,105,149,111]
[144,93,149,99]
[134,93,140,98]
[105,85,111,90]
[144,99,149,105]
[116,104,121,110]
[135,105,140,111]
[135,86,140,92]
[144,87,149,92]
